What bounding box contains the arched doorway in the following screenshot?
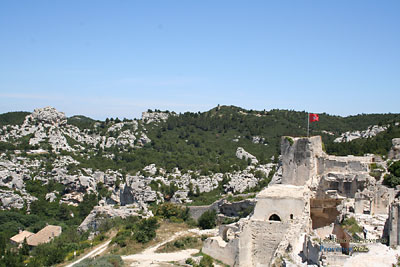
[269,214,281,221]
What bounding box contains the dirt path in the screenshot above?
[65,240,111,267]
[121,230,199,266]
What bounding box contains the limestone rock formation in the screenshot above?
[334,125,388,143]
[236,147,258,165]
[141,111,174,124]
[389,138,400,160]
[78,205,149,232]
[0,189,37,210]
[29,106,67,125]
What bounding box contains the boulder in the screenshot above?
[236,147,258,165]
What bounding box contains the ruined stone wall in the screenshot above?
[237,220,289,267]
[372,187,395,215]
[219,199,256,217]
[188,201,220,220]
[317,156,370,175]
[203,237,239,266]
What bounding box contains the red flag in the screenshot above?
[309,113,319,122]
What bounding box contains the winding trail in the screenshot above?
[121,230,199,266]
[65,240,111,267]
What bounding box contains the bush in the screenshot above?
[156,236,200,253]
[198,210,217,230]
[341,217,362,235]
[154,203,190,221]
[186,257,195,265]
[199,254,214,267]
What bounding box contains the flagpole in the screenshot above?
[307,113,310,137]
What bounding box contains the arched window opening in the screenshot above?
[290,214,293,220]
[269,214,281,221]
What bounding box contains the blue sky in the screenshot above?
[0,0,399,119]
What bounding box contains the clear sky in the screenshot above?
[0,0,399,119]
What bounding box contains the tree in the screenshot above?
[198,210,217,230]
[20,238,29,256]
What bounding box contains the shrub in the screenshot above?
[198,210,217,230]
[133,217,159,243]
[285,137,294,146]
[154,203,189,221]
[199,254,214,267]
[341,217,362,235]
[186,257,195,265]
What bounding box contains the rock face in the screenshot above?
[29,106,67,125]
[236,147,258,165]
[280,136,324,185]
[224,164,275,193]
[141,111,174,124]
[78,205,148,232]
[0,106,150,153]
[389,138,400,160]
[0,189,37,210]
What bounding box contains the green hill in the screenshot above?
[67,115,97,130]
[0,111,30,127]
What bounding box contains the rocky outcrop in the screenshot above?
[252,136,265,144]
[334,125,388,143]
[389,138,400,160]
[280,136,324,186]
[0,189,37,210]
[141,111,174,124]
[224,164,275,193]
[236,147,258,165]
[28,106,67,125]
[0,107,148,153]
[78,205,149,232]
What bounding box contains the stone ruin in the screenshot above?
[203,136,399,266]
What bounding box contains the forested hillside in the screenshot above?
[140,106,400,172]
[0,112,30,127]
[1,106,400,174]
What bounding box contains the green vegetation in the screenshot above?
[226,194,256,202]
[67,115,97,130]
[0,111,30,127]
[74,255,124,267]
[341,217,362,235]
[153,203,190,222]
[325,124,400,156]
[285,136,294,145]
[198,210,217,230]
[111,217,159,247]
[67,106,400,175]
[0,179,98,267]
[383,161,400,188]
[189,188,224,206]
[156,236,200,253]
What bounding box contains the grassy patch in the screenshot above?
[155,235,201,253]
[110,220,190,255]
[226,194,255,202]
[187,188,225,206]
[341,217,362,235]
